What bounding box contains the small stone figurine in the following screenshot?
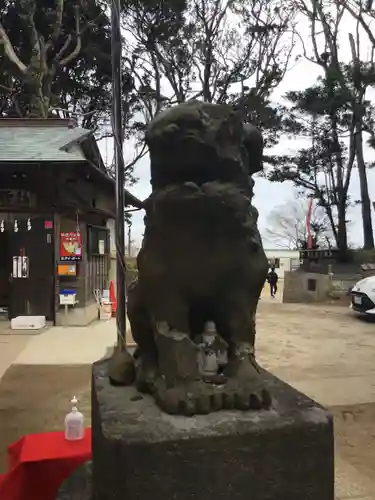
[198,321,228,379]
[65,396,85,441]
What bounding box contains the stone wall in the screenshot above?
[283,271,332,304]
[327,277,357,306]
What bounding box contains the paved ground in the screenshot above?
[257,295,375,500]
[0,334,30,379]
[0,297,375,498]
[14,320,118,365]
[257,301,375,407]
[2,318,131,366]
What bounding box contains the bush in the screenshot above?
[350,249,375,264]
[126,257,138,270]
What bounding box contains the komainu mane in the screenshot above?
[127,101,270,415]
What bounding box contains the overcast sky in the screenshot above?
[100,10,375,251]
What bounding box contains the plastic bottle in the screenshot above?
[65,396,85,441]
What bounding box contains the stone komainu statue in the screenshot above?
[127,100,270,415]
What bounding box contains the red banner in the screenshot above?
[60,232,82,261]
[306,198,313,249]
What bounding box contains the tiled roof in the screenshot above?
[0,125,91,162]
[0,119,144,208]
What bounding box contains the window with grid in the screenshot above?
[86,226,110,301]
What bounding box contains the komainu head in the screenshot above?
[145,101,263,190]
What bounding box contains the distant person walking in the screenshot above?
[267,266,278,298]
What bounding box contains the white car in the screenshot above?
[350,276,375,316]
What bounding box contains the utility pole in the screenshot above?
[111,0,126,350]
[108,0,135,387]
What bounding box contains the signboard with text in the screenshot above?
[59,232,82,261]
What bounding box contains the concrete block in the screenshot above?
[91,360,334,500]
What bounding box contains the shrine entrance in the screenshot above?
[0,212,55,321]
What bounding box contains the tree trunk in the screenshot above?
[355,121,374,249]
[321,198,338,248]
[329,113,349,256]
[337,200,348,257]
[348,33,374,248]
[21,57,50,118]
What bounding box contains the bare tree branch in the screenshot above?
[58,5,82,66]
[265,196,335,249]
[337,0,375,47]
[125,143,148,171]
[0,21,27,73]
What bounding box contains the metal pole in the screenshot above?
[111,0,127,350]
[127,224,131,257]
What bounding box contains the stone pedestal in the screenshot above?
[92,359,334,500]
[56,462,92,500]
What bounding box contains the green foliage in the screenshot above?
[0,0,170,182]
[351,248,375,264]
[283,0,375,251]
[121,0,296,147]
[125,256,138,270]
[268,54,375,252]
[0,0,112,126]
[267,74,357,251]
